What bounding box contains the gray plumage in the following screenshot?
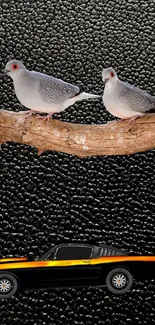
[119,82,155,113]
[4,60,100,116]
[39,74,80,104]
[102,67,155,119]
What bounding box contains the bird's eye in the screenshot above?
[12,64,18,70]
[110,72,114,78]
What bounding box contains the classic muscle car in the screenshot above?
[0,243,155,298]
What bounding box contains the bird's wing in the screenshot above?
[39,75,80,104]
[119,82,155,113]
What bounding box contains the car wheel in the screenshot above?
[106,268,133,294]
[0,273,18,299]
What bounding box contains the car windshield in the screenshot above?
[36,247,56,261]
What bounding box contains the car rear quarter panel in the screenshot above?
[99,261,155,282]
[124,261,155,281]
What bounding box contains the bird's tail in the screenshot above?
[76,92,101,101]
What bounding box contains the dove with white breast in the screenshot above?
[102,67,155,122]
[4,60,100,119]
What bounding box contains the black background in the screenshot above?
[0,0,155,324]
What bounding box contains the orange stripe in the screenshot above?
[0,257,27,263]
[90,256,155,264]
[0,256,155,270]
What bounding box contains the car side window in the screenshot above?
[54,246,93,260]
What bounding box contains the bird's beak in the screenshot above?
[104,78,108,84]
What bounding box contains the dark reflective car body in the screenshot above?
[0,243,155,297]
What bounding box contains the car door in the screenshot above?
[32,245,102,289]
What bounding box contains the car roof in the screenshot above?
[55,243,94,247]
[39,243,129,261]
[39,243,95,260]
[56,243,128,253]
[42,243,128,255]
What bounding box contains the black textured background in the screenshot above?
[0,0,155,324]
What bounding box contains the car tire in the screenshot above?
[0,273,18,299]
[106,268,133,294]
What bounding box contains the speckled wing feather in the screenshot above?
[119,82,155,113]
[39,75,80,104]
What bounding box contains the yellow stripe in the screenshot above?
[0,256,155,270]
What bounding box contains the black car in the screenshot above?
[0,243,155,298]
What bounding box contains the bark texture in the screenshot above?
[0,110,155,157]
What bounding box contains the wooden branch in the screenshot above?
[0,110,155,157]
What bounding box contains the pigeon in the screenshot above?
[102,67,155,122]
[4,60,100,119]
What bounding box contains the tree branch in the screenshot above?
[0,110,155,157]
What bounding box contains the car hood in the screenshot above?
[0,257,27,264]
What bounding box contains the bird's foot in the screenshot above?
[108,116,140,125]
[107,116,141,126]
[118,118,129,122]
[18,110,35,117]
[36,112,54,124]
[123,115,141,125]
